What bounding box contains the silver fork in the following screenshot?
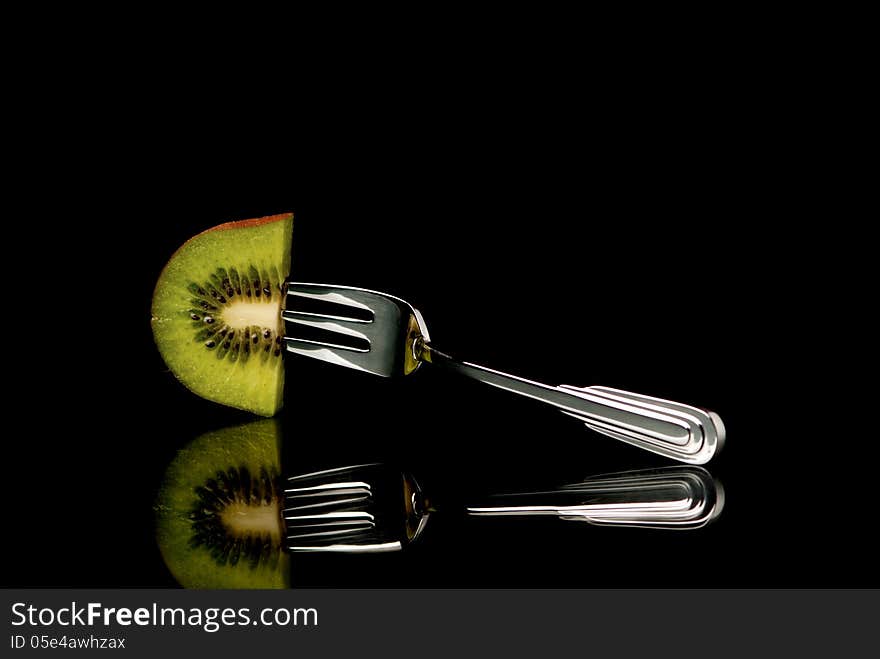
[284,463,723,553]
[282,283,725,464]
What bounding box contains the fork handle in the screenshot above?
[420,344,724,464]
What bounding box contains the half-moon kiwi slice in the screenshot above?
[151,213,293,416]
[155,419,290,589]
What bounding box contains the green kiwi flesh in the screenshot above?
[151,213,293,416]
[155,419,290,589]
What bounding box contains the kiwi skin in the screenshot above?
[151,213,293,417]
[155,419,290,589]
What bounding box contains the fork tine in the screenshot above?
[286,464,381,482]
[284,495,371,512]
[282,309,370,324]
[285,511,375,524]
[287,529,374,541]
[284,483,372,496]
[286,282,404,329]
[286,282,390,310]
[282,310,371,342]
[287,525,376,541]
[285,511,376,541]
[283,337,384,373]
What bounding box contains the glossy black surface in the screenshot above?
[12,98,872,588]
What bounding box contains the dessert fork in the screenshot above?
[282,283,724,464]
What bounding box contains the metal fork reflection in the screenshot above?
[284,464,723,553]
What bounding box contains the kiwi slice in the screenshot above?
[151,213,293,416]
[155,419,290,589]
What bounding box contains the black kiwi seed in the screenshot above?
[215,268,230,293]
[259,467,273,503]
[205,476,225,497]
[263,329,271,339]
[229,268,242,294]
[194,327,217,342]
[239,466,252,502]
[226,468,240,493]
[247,542,261,570]
[190,312,201,321]
[210,544,227,566]
[193,486,212,504]
[227,541,242,566]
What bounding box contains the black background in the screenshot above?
[7,27,870,589]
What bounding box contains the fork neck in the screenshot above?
[416,338,558,395]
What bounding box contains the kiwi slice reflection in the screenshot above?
[155,419,289,588]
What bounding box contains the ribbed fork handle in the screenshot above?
[420,344,724,464]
